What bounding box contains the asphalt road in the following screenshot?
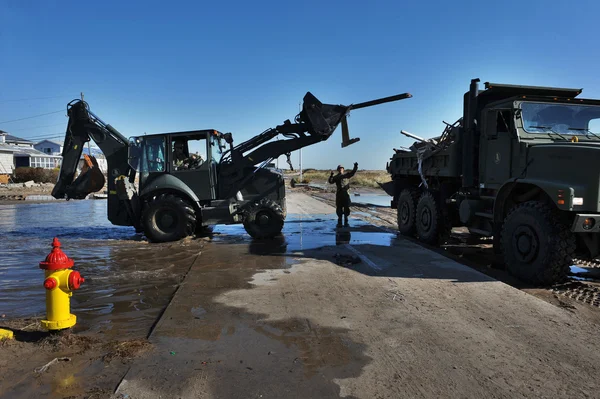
[114,192,600,399]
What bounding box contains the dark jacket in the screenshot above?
[328,164,358,194]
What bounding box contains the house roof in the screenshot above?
[8,145,61,158]
[35,139,64,146]
[1,133,34,144]
[0,144,16,153]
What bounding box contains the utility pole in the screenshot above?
[299,148,303,181]
[298,100,303,181]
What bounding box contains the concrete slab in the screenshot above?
[115,193,600,399]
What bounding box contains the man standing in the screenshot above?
[328,162,358,227]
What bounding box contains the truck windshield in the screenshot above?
[521,102,600,136]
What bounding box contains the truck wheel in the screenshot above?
[416,191,449,245]
[501,201,575,286]
[397,189,418,236]
[244,198,285,239]
[141,194,196,243]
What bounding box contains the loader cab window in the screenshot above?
[172,133,208,171]
[210,133,224,164]
[142,137,166,173]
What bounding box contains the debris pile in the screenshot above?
[395,118,462,188]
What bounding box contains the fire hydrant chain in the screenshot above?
[39,237,85,331]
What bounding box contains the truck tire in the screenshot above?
[397,189,418,236]
[243,198,285,239]
[141,194,196,243]
[501,201,575,286]
[416,191,450,245]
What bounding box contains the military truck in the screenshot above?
[383,78,600,285]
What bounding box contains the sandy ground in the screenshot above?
[113,193,600,399]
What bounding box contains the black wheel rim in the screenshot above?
[256,210,273,226]
[513,225,539,263]
[156,208,179,233]
[400,201,410,225]
[420,206,432,233]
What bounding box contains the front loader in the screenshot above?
[52,91,411,243]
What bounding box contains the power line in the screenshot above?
[0,95,68,103]
[19,133,65,140]
[8,123,65,132]
[0,110,64,125]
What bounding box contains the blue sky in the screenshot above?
[1,0,598,170]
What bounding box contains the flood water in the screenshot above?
[0,200,201,338]
[0,200,396,339]
[351,192,392,207]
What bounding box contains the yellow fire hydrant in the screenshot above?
[40,237,85,331]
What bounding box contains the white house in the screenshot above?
[0,145,15,176]
[0,131,61,170]
[34,139,64,156]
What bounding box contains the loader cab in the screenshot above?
[128,130,224,201]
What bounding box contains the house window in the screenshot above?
[45,148,51,154]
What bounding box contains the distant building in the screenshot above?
[34,139,64,156]
[0,143,16,180]
[0,131,61,170]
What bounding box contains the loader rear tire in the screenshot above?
[501,201,575,286]
[397,189,418,236]
[244,198,285,239]
[142,194,196,243]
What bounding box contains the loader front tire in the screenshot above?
[142,194,196,243]
[244,198,285,239]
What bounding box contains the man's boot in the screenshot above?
[337,217,343,227]
[344,216,349,227]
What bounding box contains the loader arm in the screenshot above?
[218,91,411,196]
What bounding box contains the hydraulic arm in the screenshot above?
[222,91,412,168]
[52,100,131,201]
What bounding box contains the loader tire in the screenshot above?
[397,188,419,236]
[501,201,575,286]
[416,191,450,245]
[142,194,196,243]
[244,198,285,239]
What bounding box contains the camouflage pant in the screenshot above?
[335,191,351,218]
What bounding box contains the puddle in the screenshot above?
[350,193,392,207]
[213,213,395,253]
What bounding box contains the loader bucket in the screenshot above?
[66,154,106,199]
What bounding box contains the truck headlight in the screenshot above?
[583,218,595,230]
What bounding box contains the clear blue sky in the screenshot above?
[1,0,599,170]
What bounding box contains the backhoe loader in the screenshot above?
[52,91,411,242]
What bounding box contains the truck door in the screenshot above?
[170,132,214,200]
[482,110,514,186]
